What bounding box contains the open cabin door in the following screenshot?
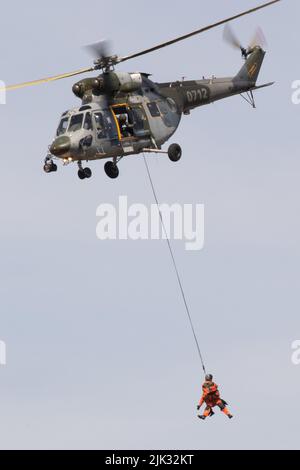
[111,104,151,142]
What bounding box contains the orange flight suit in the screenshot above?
[199,381,232,418]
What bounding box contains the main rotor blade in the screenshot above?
[84,39,112,60]
[119,0,281,63]
[0,0,280,93]
[0,67,94,92]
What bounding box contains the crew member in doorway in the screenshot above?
[118,114,134,138]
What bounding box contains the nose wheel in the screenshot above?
[44,158,57,174]
[105,161,120,179]
[78,162,92,180]
[78,168,92,180]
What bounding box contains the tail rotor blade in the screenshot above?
[223,24,241,50]
[249,27,267,49]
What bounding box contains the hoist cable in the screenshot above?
[143,155,207,375]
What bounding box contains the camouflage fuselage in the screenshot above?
[49,47,266,163]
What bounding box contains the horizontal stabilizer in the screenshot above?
[251,81,275,91]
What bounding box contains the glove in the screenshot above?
[197,405,201,411]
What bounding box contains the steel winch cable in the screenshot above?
[143,155,207,375]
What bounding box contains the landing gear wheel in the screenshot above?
[78,169,86,180]
[44,161,57,174]
[168,143,182,162]
[44,164,52,174]
[78,167,92,180]
[105,161,119,179]
[84,168,92,179]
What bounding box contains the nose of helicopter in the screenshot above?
[50,136,71,157]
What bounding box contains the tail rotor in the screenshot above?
[223,24,267,60]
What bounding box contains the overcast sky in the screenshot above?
[0,0,299,450]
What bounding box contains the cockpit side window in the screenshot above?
[69,114,83,133]
[84,112,93,131]
[94,112,107,139]
[57,117,69,136]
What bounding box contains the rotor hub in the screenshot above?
[93,55,120,71]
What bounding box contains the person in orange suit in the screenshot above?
[197,374,233,420]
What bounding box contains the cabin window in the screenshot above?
[68,114,83,133]
[57,117,69,136]
[147,102,161,117]
[158,101,173,127]
[131,108,146,131]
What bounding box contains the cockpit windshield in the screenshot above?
[57,117,69,136]
[68,114,84,133]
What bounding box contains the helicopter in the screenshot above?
[2,0,281,180]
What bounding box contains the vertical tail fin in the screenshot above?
[235,47,266,84]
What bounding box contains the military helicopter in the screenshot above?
[3,0,280,180]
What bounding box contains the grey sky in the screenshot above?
[0,0,299,450]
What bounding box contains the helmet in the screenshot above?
[119,114,127,125]
[205,374,213,382]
